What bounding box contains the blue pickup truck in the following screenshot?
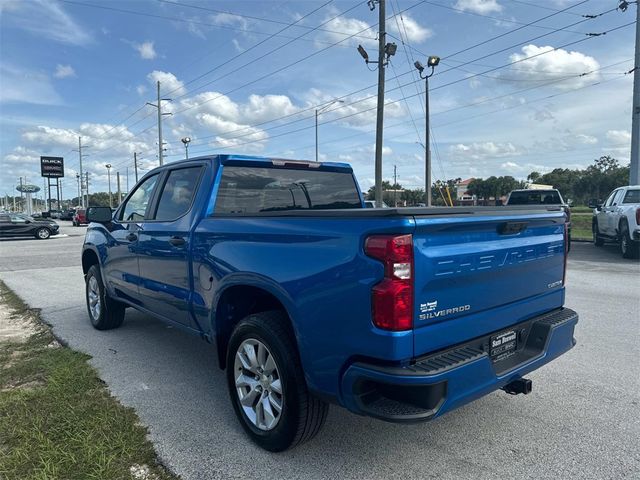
[82,154,578,451]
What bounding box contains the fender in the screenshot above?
[210,271,300,339]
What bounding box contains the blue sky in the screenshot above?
[0,0,635,198]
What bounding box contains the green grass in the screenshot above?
[570,206,593,214]
[571,212,593,241]
[0,283,179,480]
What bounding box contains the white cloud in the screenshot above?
[242,94,299,123]
[507,45,600,89]
[147,71,186,96]
[54,64,76,79]
[318,12,431,47]
[454,0,503,14]
[320,15,376,47]
[605,130,631,145]
[449,141,522,159]
[209,12,249,30]
[0,0,92,46]
[389,13,432,43]
[134,41,157,60]
[136,85,147,96]
[0,64,63,105]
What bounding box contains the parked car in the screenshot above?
[364,200,389,208]
[506,188,571,249]
[59,209,75,221]
[0,213,60,239]
[82,154,577,451]
[591,185,640,258]
[73,209,88,226]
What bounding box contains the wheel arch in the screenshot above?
[213,282,298,370]
[82,248,100,275]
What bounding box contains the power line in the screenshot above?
[60,0,370,49]
[77,3,628,172]
[156,0,378,41]
[179,58,631,158]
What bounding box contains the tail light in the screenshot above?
[563,222,568,285]
[365,234,413,331]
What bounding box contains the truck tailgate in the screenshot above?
[411,209,566,357]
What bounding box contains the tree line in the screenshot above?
[366,156,629,206]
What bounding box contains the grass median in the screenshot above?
[0,281,179,480]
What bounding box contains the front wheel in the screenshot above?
[35,227,50,240]
[620,221,639,259]
[85,265,125,330]
[226,311,328,452]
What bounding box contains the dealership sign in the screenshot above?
[16,184,40,193]
[40,156,64,178]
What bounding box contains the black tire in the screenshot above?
[226,311,328,452]
[85,265,125,330]
[35,227,50,240]
[620,221,639,259]
[592,221,604,247]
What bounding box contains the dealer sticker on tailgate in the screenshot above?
[490,330,517,362]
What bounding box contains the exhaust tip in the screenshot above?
[502,378,532,395]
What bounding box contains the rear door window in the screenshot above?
[622,189,640,204]
[153,167,203,221]
[215,166,361,214]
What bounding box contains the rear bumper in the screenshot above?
[340,308,578,422]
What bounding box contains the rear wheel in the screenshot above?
[85,265,125,330]
[226,311,328,452]
[592,221,604,247]
[35,227,50,240]
[620,221,639,259]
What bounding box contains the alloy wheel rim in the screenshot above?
[88,276,101,320]
[234,338,283,431]
[38,229,49,239]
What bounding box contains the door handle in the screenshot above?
[126,232,137,242]
[168,236,186,247]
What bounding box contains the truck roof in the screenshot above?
[163,154,353,172]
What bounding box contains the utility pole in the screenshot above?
[19,177,23,212]
[374,0,386,208]
[126,167,129,193]
[78,137,84,207]
[629,1,639,184]
[393,164,397,207]
[76,174,81,206]
[85,172,90,207]
[116,171,121,206]
[147,81,171,166]
[105,164,112,208]
[134,152,139,183]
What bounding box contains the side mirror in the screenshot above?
[596,205,602,211]
[25,219,31,224]
[86,206,113,223]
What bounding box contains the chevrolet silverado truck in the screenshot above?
[82,154,578,451]
[591,185,640,258]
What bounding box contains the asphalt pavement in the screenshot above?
[0,224,638,479]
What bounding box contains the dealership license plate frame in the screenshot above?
[490,329,518,362]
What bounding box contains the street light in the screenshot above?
[181,137,191,160]
[75,174,81,207]
[415,55,440,207]
[105,164,112,208]
[315,99,344,162]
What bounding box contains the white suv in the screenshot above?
[592,185,640,258]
